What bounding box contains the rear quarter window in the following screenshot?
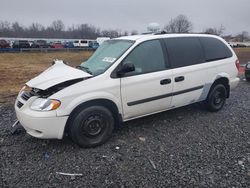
[164,37,204,68]
[199,37,233,62]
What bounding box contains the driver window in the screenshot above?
[123,40,166,76]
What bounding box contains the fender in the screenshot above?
[55,91,122,117]
[199,72,230,101]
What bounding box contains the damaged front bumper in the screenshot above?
[14,92,68,139]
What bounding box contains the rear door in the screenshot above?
[120,39,173,120]
[164,37,207,108]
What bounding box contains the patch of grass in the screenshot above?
[234,48,250,64]
[0,51,93,103]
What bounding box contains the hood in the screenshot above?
[27,60,92,90]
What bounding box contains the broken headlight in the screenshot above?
[30,98,61,111]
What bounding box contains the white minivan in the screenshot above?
[73,39,95,48]
[14,34,240,147]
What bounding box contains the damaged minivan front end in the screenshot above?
[14,60,92,139]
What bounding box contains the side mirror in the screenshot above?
[117,62,135,77]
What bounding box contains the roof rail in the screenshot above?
[154,30,168,35]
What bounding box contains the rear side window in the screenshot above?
[164,37,204,68]
[199,37,233,62]
[123,40,166,76]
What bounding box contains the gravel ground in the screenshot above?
[1,79,250,187]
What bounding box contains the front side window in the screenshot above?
[80,40,134,76]
[123,40,166,76]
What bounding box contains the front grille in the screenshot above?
[17,101,24,108]
[21,91,35,101]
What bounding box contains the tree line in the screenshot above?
[0,20,130,39]
[0,15,249,42]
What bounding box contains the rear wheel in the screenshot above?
[205,84,227,112]
[69,106,114,147]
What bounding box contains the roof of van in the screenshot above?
[116,33,220,42]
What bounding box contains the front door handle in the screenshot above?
[160,79,171,85]
[175,76,185,82]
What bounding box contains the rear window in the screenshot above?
[199,37,233,62]
[81,41,87,43]
[164,37,204,68]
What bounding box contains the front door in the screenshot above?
[120,40,173,120]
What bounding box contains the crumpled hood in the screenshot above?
[27,60,91,90]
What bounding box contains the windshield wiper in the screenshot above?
[76,65,92,75]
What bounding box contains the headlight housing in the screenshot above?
[30,98,61,111]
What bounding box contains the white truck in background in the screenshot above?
[96,37,110,45]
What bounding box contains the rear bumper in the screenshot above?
[230,77,240,90]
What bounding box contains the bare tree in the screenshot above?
[51,20,65,32]
[164,15,193,33]
[203,25,225,36]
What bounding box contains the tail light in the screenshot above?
[235,59,240,71]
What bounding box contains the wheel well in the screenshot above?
[64,99,122,135]
[212,77,230,98]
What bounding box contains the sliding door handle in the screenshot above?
[175,76,185,82]
[160,79,171,85]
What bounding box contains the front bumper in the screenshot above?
[14,93,68,139]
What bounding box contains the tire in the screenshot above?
[69,105,114,147]
[205,84,227,112]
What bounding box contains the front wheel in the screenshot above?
[69,106,114,147]
[205,84,227,112]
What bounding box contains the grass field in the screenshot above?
[0,51,93,103]
[0,48,249,104]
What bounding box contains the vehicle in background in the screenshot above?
[88,40,99,49]
[73,40,95,48]
[28,41,33,47]
[0,39,10,48]
[31,40,49,48]
[50,42,64,48]
[96,37,110,45]
[9,41,14,48]
[12,40,30,48]
[245,62,250,81]
[63,41,74,48]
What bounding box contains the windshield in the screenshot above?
[80,40,134,76]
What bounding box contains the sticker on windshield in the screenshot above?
[102,57,116,63]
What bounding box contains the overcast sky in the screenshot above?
[1,0,249,35]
